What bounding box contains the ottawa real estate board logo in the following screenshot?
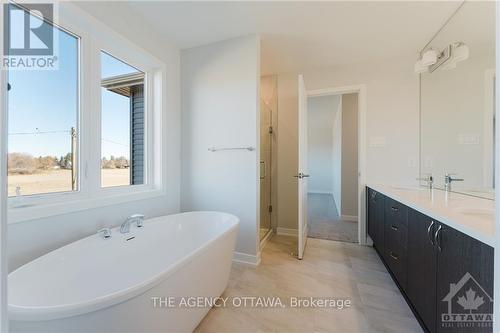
[441,272,493,330]
[2,2,58,70]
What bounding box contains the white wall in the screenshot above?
[341,93,359,218]
[307,95,340,194]
[276,73,299,232]
[181,36,260,261]
[276,56,419,230]
[8,3,182,271]
[332,99,342,214]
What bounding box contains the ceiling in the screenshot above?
[78,1,463,75]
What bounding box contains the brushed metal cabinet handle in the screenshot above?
[434,225,443,252]
[427,221,435,245]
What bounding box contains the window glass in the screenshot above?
[7,19,79,197]
[101,52,145,187]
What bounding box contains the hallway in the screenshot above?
[308,193,358,243]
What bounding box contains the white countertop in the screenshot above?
[367,184,495,247]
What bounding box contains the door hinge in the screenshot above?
[268,126,273,134]
[269,205,273,213]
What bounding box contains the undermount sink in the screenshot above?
[454,208,494,221]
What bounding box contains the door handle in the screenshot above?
[391,225,398,231]
[434,225,443,252]
[427,220,435,245]
[294,173,310,179]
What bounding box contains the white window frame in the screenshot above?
[7,3,166,223]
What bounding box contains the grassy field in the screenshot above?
[8,169,130,196]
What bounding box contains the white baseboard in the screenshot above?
[341,215,358,222]
[308,191,333,195]
[233,251,261,266]
[260,229,273,249]
[276,227,298,237]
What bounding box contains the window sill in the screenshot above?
[8,188,166,224]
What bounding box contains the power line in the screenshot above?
[101,138,129,147]
[8,129,129,148]
[8,130,71,135]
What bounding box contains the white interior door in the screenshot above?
[297,74,309,259]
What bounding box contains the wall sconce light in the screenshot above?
[453,42,469,62]
[440,42,469,71]
[421,49,438,66]
[414,59,428,74]
[415,42,469,74]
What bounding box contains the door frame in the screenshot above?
[306,84,367,245]
[0,1,8,328]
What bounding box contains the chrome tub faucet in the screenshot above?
[120,214,146,234]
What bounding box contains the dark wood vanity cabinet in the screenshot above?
[367,188,385,253]
[367,187,493,333]
[435,224,494,333]
[384,198,408,290]
[407,210,437,333]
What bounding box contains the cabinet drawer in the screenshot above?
[385,218,408,291]
[385,198,408,228]
[385,221,408,250]
[385,243,407,290]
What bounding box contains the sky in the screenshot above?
[8,22,140,160]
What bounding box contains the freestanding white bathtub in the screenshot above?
[9,211,239,333]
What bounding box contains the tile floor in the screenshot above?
[195,235,423,333]
[308,193,358,243]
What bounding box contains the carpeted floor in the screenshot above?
[307,193,358,243]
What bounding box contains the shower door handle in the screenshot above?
[260,161,266,179]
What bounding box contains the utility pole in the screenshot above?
[71,127,77,190]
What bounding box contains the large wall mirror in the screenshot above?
[420,1,495,200]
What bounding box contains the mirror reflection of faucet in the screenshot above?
[417,174,434,189]
[444,173,464,192]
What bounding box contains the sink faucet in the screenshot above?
[417,174,434,189]
[444,173,464,192]
[120,214,145,234]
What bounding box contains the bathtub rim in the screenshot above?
[8,211,239,322]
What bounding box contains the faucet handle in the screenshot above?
[445,173,464,181]
[417,174,433,181]
[416,174,434,188]
[131,214,145,228]
[98,228,112,239]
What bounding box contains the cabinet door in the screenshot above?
[407,210,437,333]
[436,225,494,333]
[367,188,385,252]
[375,193,385,252]
[367,189,377,241]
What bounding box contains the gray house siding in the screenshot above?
[130,85,144,185]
